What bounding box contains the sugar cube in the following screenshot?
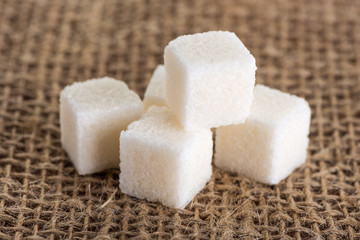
[119,106,213,209]
[60,77,143,175]
[143,65,167,110]
[215,84,311,184]
[164,31,256,131]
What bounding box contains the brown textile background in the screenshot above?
[0,0,359,239]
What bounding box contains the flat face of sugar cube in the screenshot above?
[215,84,311,184]
[60,77,143,175]
[164,31,256,131]
[143,65,167,110]
[119,106,213,209]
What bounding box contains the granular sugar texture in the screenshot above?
[0,0,359,239]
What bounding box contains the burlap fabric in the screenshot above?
[0,0,359,239]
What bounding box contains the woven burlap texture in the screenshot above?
[0,0,359,239]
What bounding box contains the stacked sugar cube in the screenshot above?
[60,31,311,209]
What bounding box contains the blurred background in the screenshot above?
[0,0,359,239]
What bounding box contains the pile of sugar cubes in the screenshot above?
[60,31,311,209]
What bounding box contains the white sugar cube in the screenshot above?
[119,106,212,209]
[164,31,256,131]
[143,65,167,110]
[60,77,143,175]
[215,85,311,184]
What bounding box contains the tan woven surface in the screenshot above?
[0,0,359,239]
